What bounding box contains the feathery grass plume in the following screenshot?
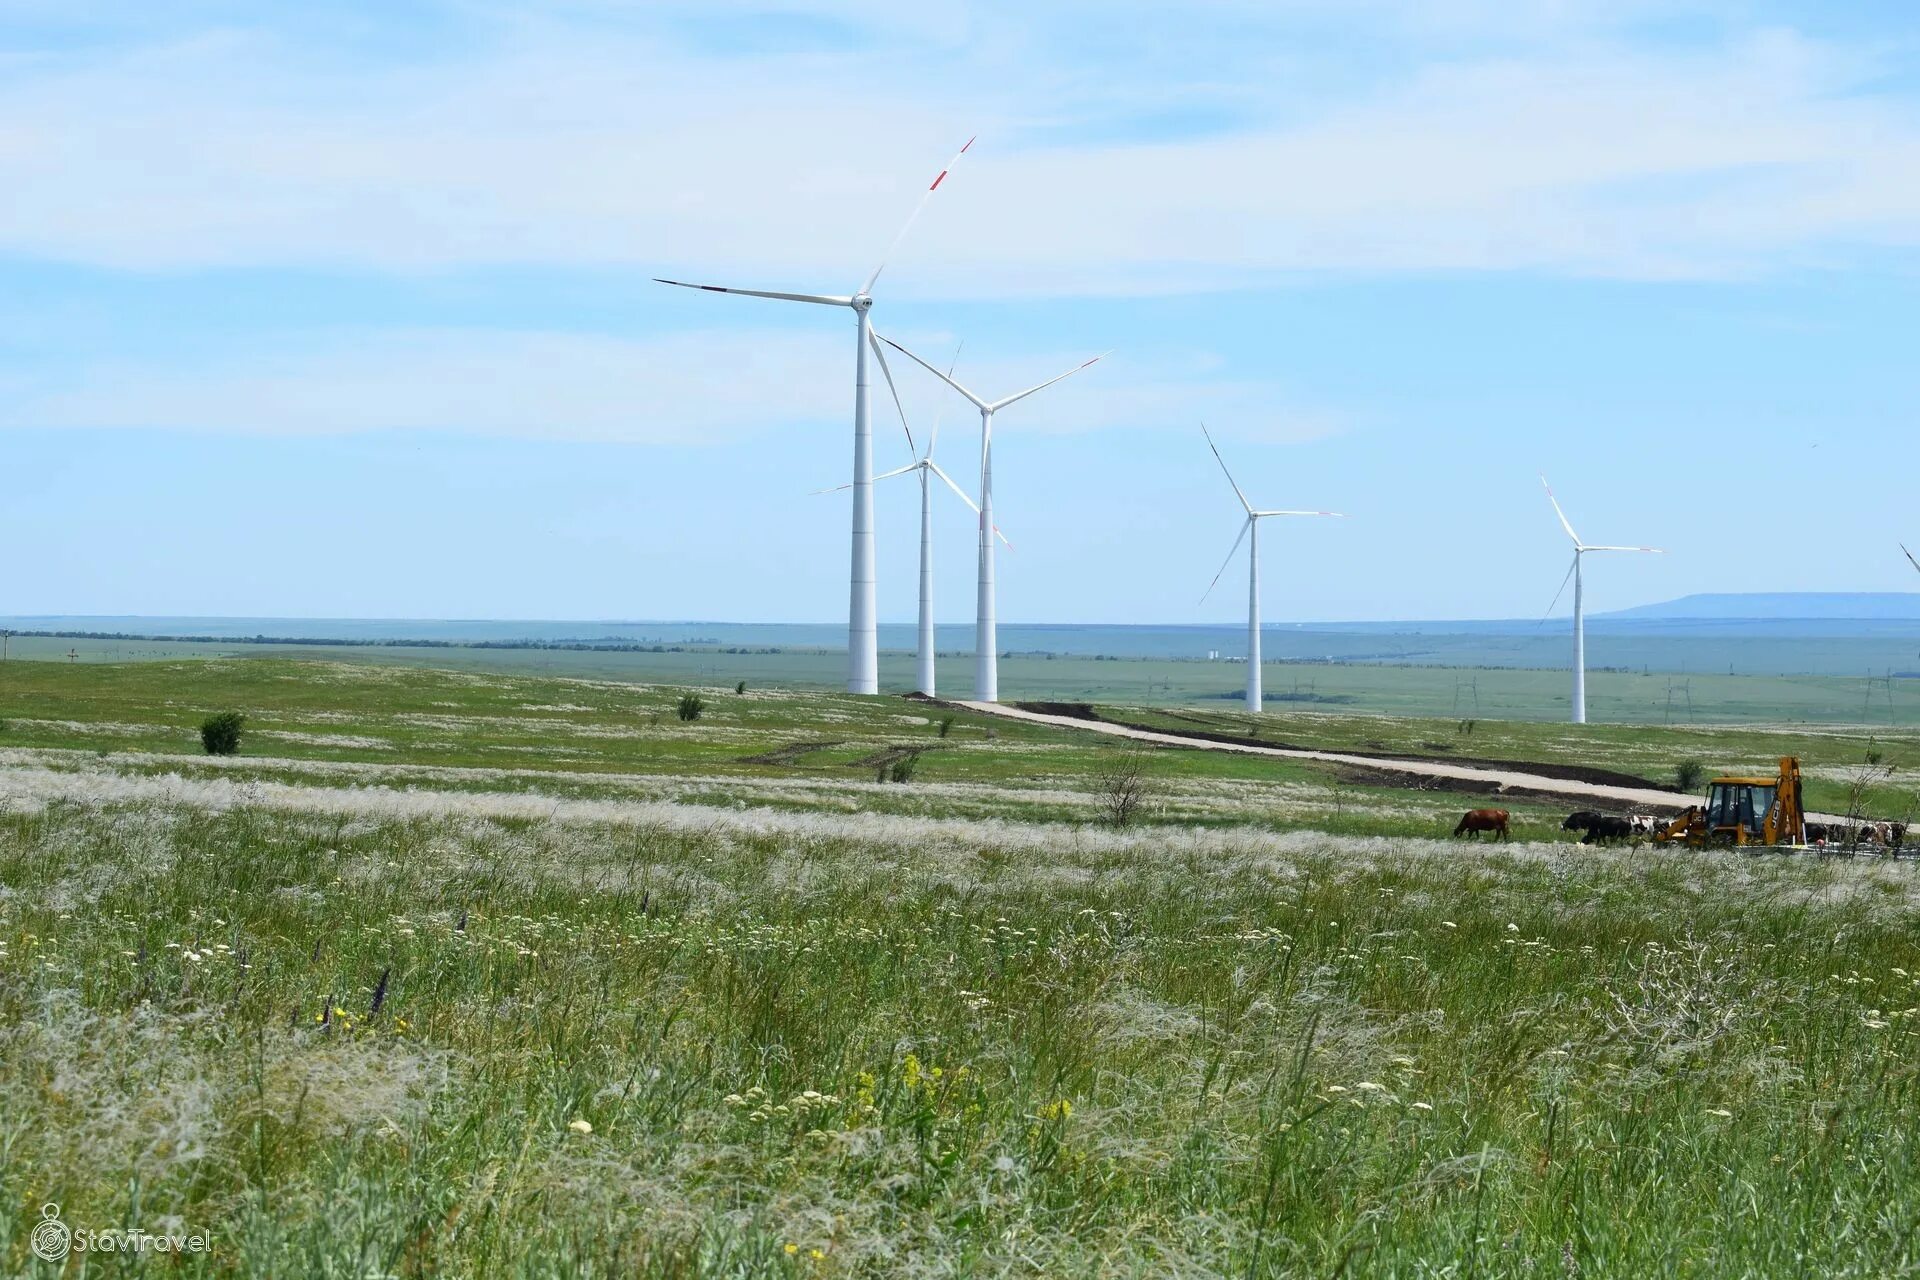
[3,710,1920,1274]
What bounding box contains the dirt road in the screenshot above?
[955,700,1844,820]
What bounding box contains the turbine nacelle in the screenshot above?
[1538,472,1665,725]
[1198,424,1342,603]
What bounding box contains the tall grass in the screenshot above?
[2,793,1918,1275]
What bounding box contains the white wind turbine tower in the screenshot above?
[1198,425,1343,714]
[883,337,1105,702]
[1540,475,1664,725]
[818,341,1005,697]
[655,136,975,695]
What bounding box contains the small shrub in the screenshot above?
[200,711,246,756]
[734,680,747,695]
[889,754,919,784]
[676,693,705,722]
[1674,759,1705,792]
[1095,746,1153,827]
[937,715,955,739]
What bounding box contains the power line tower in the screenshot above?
[1451,673,1479,715]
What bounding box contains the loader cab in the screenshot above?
[1703,777,1779,843]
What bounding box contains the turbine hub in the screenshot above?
[852,293,873,311]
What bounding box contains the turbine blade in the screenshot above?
[1200,423,1253,514]
[990,352,1107,411]
[1200,518,1252,604]
[1906,543,1920,574]
[994,523,1015,552]
[882,336,989,409]
[926,460,980,514]
[1582,544,1665,554]
[1536,555,1578,625]
[812,463,914,495]
[1252,509,1345,518]
[927,341,962,460]
[1539,474,1582,546]
[653,278,850,306]
[861,135,976,295]
[868,329,914,455]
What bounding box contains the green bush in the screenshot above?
[1674,759,1705,792]
[734,680,747,695]
[937,715,956,739]
[889,755,919,784]
[676,693,705,722]
[200,712,246,756]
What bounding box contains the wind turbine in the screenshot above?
[883,337,1105,702]
[1904,544,1919,575]
[655,136,975,695]
[1197,425,1343,714]
[818,341,1005,697]
[1540,475,1663,725]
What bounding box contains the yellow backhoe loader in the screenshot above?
[1654,756,1805,849]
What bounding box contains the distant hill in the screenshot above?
[1601,592,1920,621]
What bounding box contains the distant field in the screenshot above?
[2,656,1915,830]
[5,631,1917,725]
[2,657,1919,1275]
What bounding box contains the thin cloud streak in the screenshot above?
[2,328,1339,444]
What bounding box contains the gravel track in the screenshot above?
[955,700,1850,822]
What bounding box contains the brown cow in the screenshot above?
[1453,808,1510,840]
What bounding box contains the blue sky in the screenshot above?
[2,0,1917,624]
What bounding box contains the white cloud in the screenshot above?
[3,326,1338,443]
[0,10,1915,291]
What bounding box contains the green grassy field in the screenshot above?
[11,631,1918,725]
[4,656,1914,827]
[3,656,1920,1275]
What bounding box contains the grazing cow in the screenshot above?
[1628,814,1660,837]
[1453,808,1510,840]
[1848,821,1907,849]
[1808,822,1907,850]
[1563,811,1635,845]
[1802,821,1905,850]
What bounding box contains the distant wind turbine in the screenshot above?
[1198,425,1343,714]
[818,340,1005,697]
[883,337,1105,702]
[655,136,975,695]
[1540,475,1663,725]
